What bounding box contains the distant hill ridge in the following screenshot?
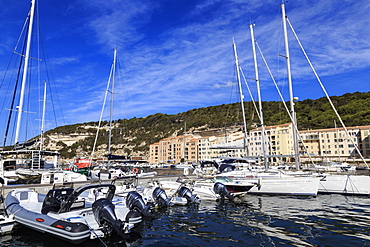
[37,91,370,159]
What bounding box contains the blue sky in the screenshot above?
[0,0,369,145]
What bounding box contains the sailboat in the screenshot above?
[279,3,370,195]
[242,3,370,196]
[213,29,320,196]
[88,49,156,181]
[0,0,87,185]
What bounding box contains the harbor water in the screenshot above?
[1,193,369,246]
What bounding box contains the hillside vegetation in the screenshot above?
[43,92,370,159]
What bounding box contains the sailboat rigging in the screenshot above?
[0,0,81,184]
[232,41,249,157]
[281,4,300,169]
[249,24,268,170]
[91,48,122,162]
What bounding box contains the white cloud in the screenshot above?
[1,0,369,135]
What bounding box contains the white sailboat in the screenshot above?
[216,27,320,196]
[0,0,87,185]
[0,0,57,182]
[279,3,370,195]
[248,3,370,196]
[89,49,157,181]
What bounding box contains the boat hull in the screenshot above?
[248,177,319,196]
[5,189,91,244]
[0,215,15,234]
[318,175,370,195]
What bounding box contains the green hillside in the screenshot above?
[46,91,370,158]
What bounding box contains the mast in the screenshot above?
[15,0,36,145]
[249,24,268,170]
[232,40,249,157]
[91,49,116,161]
[281,4,300,168]
[183,122,186,161]
[108,48,117,155]
[334,120,341,162]
[40,81,47,151]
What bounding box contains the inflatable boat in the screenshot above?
[5,183,144,244]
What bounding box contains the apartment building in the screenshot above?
[148,124,370,164]
[249,123,294,156]
[360,127,370,157]
[148,134,198,164]
[185,138,199,161]
[300,125,370,161]
[197,136,217,160]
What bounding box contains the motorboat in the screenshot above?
[14,168,88,185]
[89,165,157,180]
[137,170,158,178]
[0,177,15,234]
[138,180,201,206]
[0,214,15,234]
[89,166,131,180]
[5,183,145,244]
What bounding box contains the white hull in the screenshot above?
[137,171,157,178]
[247,177,320,196]
[215,170,319,196]
[318,175,370,195]
[0,215,15,234]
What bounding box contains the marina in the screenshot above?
[0,0,369,246]
[0,167,369,246]
[0,188,369,246]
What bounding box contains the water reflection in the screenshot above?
[1,194,369,246]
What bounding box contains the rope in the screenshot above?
[83,218,108,247]
[286,17,368,168]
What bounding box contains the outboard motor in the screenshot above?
[213,182,234,201]
[178,186,201,204]
[92,198,141,237]
[126,191,152,217]
[152,187,174,207]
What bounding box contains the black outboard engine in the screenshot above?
[213,182,234,201]
[178,186,201,204]
[92,198,141,237]
[126,191,152,217]
[152,187,174,207]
